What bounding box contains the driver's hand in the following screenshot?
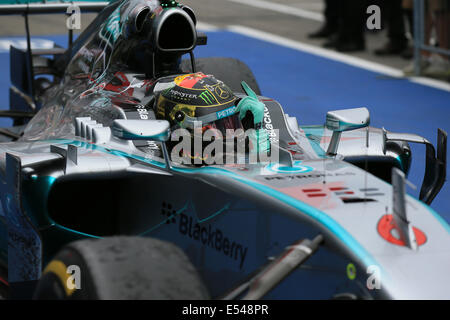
[237,81,270,156]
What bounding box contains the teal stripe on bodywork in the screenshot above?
[111,128,170,141]
[50,221,103,239]
[51,138,379,267]
[174,165,380,268]
[50,138,450,267]
[395,155,404,172]
[25,175,57,227]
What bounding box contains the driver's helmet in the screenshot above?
[155,72,244,162]
[156,72,242,134]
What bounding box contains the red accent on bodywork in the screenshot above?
[329,187,347,191]
[377,214,427,247]
[307,193,327,197]
[104,72,134,96]
[279,182,346,209]
[302,189,322,193]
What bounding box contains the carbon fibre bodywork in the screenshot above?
[0,0,449,299]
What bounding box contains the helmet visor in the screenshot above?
[200,113,243,138]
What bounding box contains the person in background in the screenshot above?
[404,0,450,80]
[327,0,366,52]
[374,0,409,56]
[309,0,366,52]
[307,0,339,39]
[402,0,415,59]
[423,0,450,79]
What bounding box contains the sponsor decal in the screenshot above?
[178,213,248,269]
[161,205,248,269]
[214,85,230,99]
[263,106,278,142]
[168,90,198,100]
[377,214,427,247]
[136,104,149,120]
[199,90,216,104]
[130,105,161,155]
[266,160,313,174]
[216,106,237,120]
[346,263,357,280]
[264,171,356,181]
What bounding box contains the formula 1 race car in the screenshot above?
[0,0,448,300]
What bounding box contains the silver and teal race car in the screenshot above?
[0,0,448,300]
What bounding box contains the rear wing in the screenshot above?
[0,1,109,133]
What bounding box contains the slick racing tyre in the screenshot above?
[181,57,262,95]
[33,236,210,300]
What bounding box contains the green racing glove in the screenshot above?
[236,81,270,155]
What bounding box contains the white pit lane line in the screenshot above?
[226,24,450,93]
[196,21,220,32]
[224,0,324,22]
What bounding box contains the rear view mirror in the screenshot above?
[325,107,370,155]
[112,119,170,142]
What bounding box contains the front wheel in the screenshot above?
[33,236,210,300]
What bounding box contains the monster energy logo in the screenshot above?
[199,90,215,104]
